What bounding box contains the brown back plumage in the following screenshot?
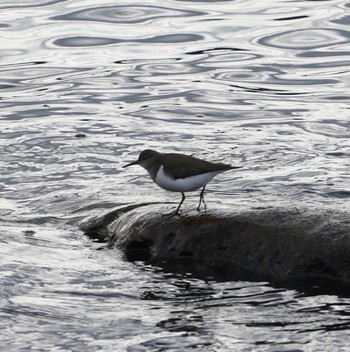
[161,153,239,179]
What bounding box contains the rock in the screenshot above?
[74,132,87,138]
[80,204,350,290]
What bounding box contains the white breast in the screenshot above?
[155,165,219,192]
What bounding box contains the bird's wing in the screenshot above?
[162,153,232,179]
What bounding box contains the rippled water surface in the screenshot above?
[1,0,350,350]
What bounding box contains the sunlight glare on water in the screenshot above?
[0,0,349,350]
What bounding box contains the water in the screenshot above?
[1,0,349,350]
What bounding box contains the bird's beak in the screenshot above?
[122,160,139,168]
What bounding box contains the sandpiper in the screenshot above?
[123,149,241,216]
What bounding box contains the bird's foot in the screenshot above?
[196,208,207,215]
[162,209,181,220]
[196,202,207,213]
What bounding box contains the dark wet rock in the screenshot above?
[75,132,87,138]
[80,204,350,287]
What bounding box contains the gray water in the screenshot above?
[0,0,350,350]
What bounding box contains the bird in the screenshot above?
[123,149,241,216]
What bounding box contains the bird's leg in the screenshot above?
[165,192,186,219]
[197,186,207,212]
[174,192,186,215]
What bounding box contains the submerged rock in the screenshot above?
[80,204,350,288]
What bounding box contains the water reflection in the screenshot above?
[51,5,204,24]
[259,28,350,50]
[52,33,203,47]
[0,0,350,350]
[137,273,350,350]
